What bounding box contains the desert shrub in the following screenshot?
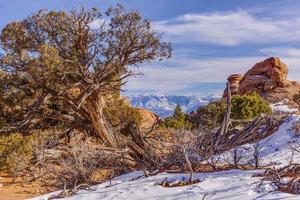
[163,130,199,168]
[47,140,127,189]
[160,105,192,130]
[0,129,59,177]
[231,93,272,119]
[50,142,101,188]
[104,95,142,132]
[0,133,33,176]
[192,101,226,129]
[192,93,272,129]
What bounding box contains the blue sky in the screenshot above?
[1,0,300,96]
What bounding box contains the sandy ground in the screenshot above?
[0,186,38,200]
[0,172,42,200]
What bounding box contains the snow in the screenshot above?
[218,115,300,167]
[32,169,300,200]
[31,114,300,200]
[128,94,211,118]
[270,101,298,113]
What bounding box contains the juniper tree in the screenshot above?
[0,5,171,154]
[161,105,192,130]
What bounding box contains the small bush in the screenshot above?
[47,140,127,189]
[192,93,272,129]
[0,129,58,177]
[0,133,33,176]
[160,105,192,130]
[231,93,272,119]
[192,101,226,129]
[104,95,142,131]
[50,142,101,188]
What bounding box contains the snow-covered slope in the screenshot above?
[33,169,300,200]
[218,115,300,167]
[33,114,300,200]
[128,94,221,118]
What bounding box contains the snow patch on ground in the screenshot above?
[32,115,300,200]
[218,115,300,167]
[32,169,300,200]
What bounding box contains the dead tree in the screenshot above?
[258,164,300,194]
[198,82,284,159]
[204,82,231,157]
[219,82,232,136]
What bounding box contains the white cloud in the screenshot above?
[125,56,300,95]
[260,47,300,58]
[154,11,300,46]
[127,9,300,95]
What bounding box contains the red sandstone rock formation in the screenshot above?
[223,57,300,105]
[136,108,158,131]
[223,74,243,97]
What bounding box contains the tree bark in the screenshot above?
[85,92,148,162]
[219,82,231,135]
[85,93,119,147]
[86,94,150,162]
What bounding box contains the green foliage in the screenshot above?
[0,5,171,140]
[192,101,226,129]
[0,130,57,176]
[192,93,272,129]
[104,96,142,131]
[231,93,272,119]
[160,105,192,130]
[0,133,33,175]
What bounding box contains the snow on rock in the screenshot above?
[270,101,298,113]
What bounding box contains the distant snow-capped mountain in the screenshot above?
[128,94,221,118]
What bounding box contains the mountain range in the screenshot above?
[128,94,221,118]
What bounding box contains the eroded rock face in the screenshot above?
[239,57,289,95]
[223,74,243,97]
[223,57,300,105]
[136,108,158,131]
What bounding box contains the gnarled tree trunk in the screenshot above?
[85,92,148,161]
[85,93,120,147]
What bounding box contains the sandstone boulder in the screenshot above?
[223,74,243,97]
[223,57,300,106]
[239,57,289,94]
[136,108,158,131]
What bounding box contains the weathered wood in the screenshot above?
[85,93,119,147]
[127,122,145,148]
[181,146,193,182]
[198,115,284,157]
[219,82,231,136]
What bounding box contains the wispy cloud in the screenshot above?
[128,6,300,95]
[154,11,300,46]
[125,56,300,95]
[260,47,300,58]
